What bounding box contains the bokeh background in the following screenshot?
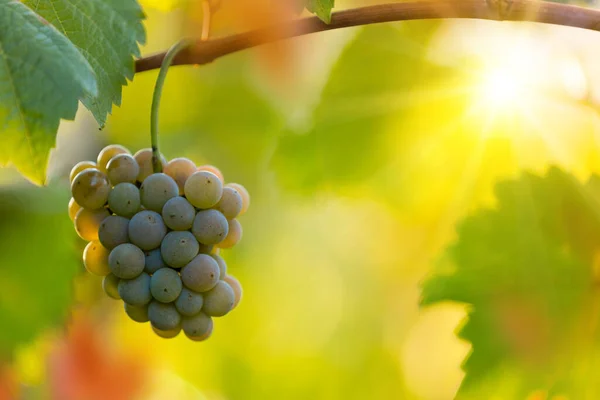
[3,0,600,399]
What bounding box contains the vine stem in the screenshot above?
[150,38,196,173]
[136,0,600,73]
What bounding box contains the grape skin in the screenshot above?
[198,243,214,255]
[102,273,121,300]
[186,323,213,342]
[74,208,110,241]
[160,231,200,268]
[216,219,243,249]
[144,248,167,275]
[225,183,250,216]
[150,268,183,303]
[69,161,97,183]
[133,148,167,183]
[214,187,243,219]
[223,275,243,309]
[175,287,204,317]
[108,243,145,279]
[118,272,152,306]
[71,169,111,210]
[152,325,181,339]
[68,197,81,222]
[108,183,140,218]
[180,254,220,292]
[182,312,213,339]
[140,173,179,212]
[124,303,149,323]
[211,254,227,280]
[164,158,197,195]
[202,280,235,317]
[129,210,167,251]
[98,215,130,250]
[192,209,229,245]
[148,301,181,331]
[97,144,130,172]
[197,165,224,182]
[184,171,223,209]
[106,153,139,185]
[83,240,111,276]
[162,196,195,231]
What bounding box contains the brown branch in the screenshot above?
[135,0,600,73]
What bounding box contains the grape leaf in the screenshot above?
[23,0,147,127]
[0,184,80,359]
[0,0,96,185]
[421,167,600,398]
[306,0,334,23]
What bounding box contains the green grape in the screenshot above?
[106,153,140,185]
[128,210,167,251]
[68,197,81,222]
[102,273,121,300]
[108,182,140,218]
[124,303,149,323]
[223,274,243,309]
[175,287,204,317]
[98,215,130,250]
[197,165,224,182]
[97,144,130,172]
[152,325,181,339]
[202,280,235,317]
[160,231,199,268]
[83,240,111,276]
[74,208,110,241]
[198,243,214,255]
[211,254,227,280]
[148,301,181,331]
[108,243,145,279]
[182,312,213,340]
[164,157,197,195]
[133,148,167,183]
[184,171,223,209]
[181,254,219,292]
[217,219,243,249]
[191,209,229,245]
[144,248,167,275]
[162,196,195,231]
[213,187,242,219]
[118,272,152,306]
[226,183,250,216]
[150,268,183,303]
[140,173,179,212]
[69,161,97,183]
[187,324,213,342]
[71,169,111,210]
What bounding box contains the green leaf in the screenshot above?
[0,184,80,358]
[0,0,97,185]
[23,0,147,126]
[306,0,334,23]
[421,167,600,397]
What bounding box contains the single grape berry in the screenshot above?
[68,197,81,222]
[83,241,111,276]
[192,209,229,245]
[97,144,130,172]
[124,303,149,323]
[161,231,200,268]
[202,280,235,317]
[108,183,140,218]
[102,273,121,300]
[144,248,167,275]
[148,301,181,331]
[140,173,179,212]
[213,187,243,219]
[98,215,130,250]
[133,148,167,183]
[108,243,145,279]
[150,268,183,303]
[197,165,224,182]
[223,274,243,309]
[162,196,195,231]
[175,287,204,317]
[74,208,110,241]
[225,183,250,216]
[71,169,111,210]
[152,325,181,339]
[216,218,243,249]
[69,161,97,183]
[164,158,197,195]
[184,171,223,209]
[106,153,140,185]
[129,210,167,251]
[180,254,220,292]
[211,254,227,280]
[118,272,152,306]
[182,312,213,340]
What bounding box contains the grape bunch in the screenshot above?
[68,145,248,341]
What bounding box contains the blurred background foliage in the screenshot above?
[4,0,600,399]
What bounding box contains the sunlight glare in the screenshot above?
[481,68,523,107]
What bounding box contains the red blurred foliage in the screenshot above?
[48,317,148,400]
[0,366,18,400]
